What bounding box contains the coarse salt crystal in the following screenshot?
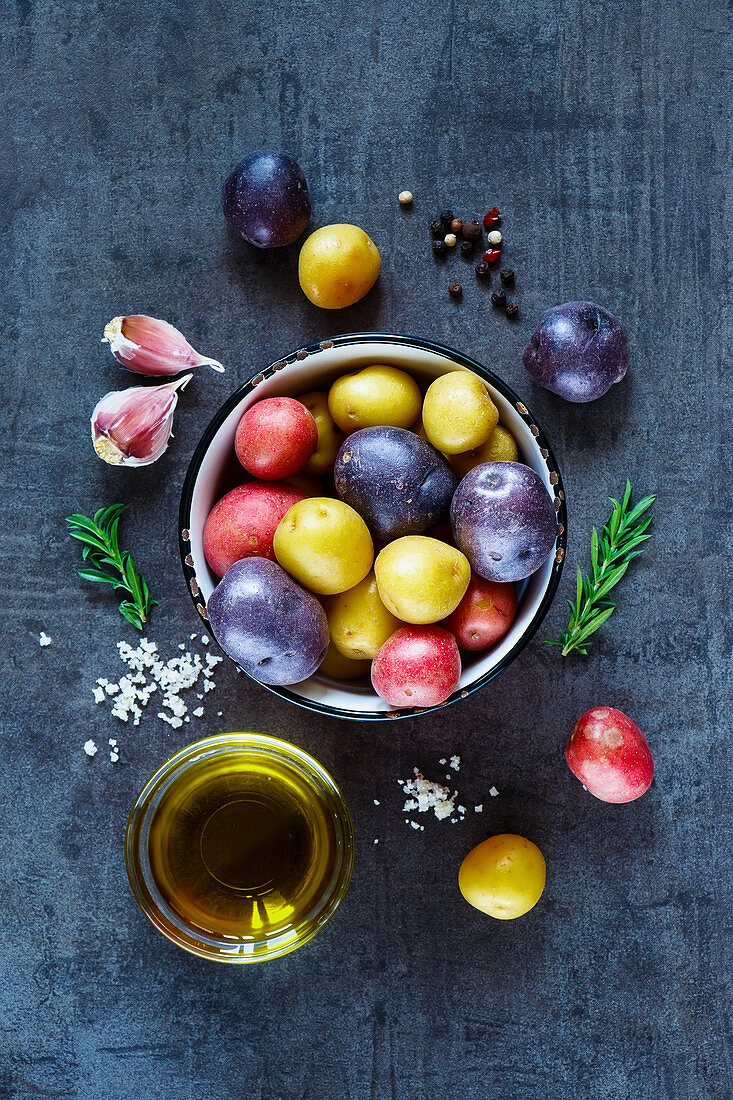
[193,707,204,718]
[373,799,380,806]
[201,635,209,645]
[474,804,483,813]
[110,751,119,763]
[449,755,460,771]
[93,687,106,704]
[39,632,52,647]
[374,838,379,844]
[83,739,97,757]
[489,786,499,797]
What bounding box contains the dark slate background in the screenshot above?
[1,1,731,1097]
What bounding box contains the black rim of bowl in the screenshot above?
[179,331,567,721]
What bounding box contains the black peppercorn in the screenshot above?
[430,218,445,237]
[432,239,447,257]
[474,261,490,280]
[505,302,519,318]
[491,289,507,308]
[462,220,482,241]
[500,268,515,285]
[448,282,462,299]
[460,239,474,256]
[440,209,453,230]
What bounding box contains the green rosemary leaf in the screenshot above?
[66,505,155,630]
[549,482,655,657]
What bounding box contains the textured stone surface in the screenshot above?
[1,1,730,1097]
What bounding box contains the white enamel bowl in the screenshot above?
[179,333,567,720]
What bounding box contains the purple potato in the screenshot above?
[451,461,556,582]
[333,427,457,542]
[523,300,629,403]
[207,558,328,685]
[222,151,310,249]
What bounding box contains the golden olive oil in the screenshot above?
[148,749,338,942]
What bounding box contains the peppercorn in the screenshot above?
[440,209,453,230]
[499,268,515,285]
[444,232,457,247]
[483,248,502,263]
[462,220,482,241]
[448,282,462,299]
[432,239,447,257]
[460,239,474,256]
[487,230,502,246]
[483,206,501,229]
[474,261,490,280]
[491,289,507,308]
[505,302,519,319]
[450,218,463,234]
[430,218,445,237]
[398,190,413,205]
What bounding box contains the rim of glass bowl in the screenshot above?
[124,732,355,964]
[179,332,567,722]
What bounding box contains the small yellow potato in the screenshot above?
[299,391,345,476]
[274,497,373,595]
[458,834,546,920]
[318,640,371,680]
[422,371,499,454]
[374,536,470,624]
[327,572,401,660]
[298,224,380,309]
[448,424,520,479]
[328,365,422,434]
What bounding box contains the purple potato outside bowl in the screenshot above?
[522,300,629,403]
[451,461,557,583]
[333,426,457,542]
[222,151,311,249]
[207,558,328,685]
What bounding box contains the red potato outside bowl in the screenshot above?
[371,626,461,708]
[565,707,654,803]
[442,577,517,651]
[203,481,307,576]
[235,396,318,480]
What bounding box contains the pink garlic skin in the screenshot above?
[91,376,191,467]
[102,315,224,376]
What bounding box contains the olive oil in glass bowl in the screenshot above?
[125,733,354,963]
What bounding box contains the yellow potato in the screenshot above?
[449,424,520,479]
[318,640,371,680]
[328,365,422,434]
[274,497,373,595]
[458,834,546,920]
[374,536,470,624]
[299,391,345,476]
[422,371,499,454]
[298,224,381,309]
[327,572,401,660]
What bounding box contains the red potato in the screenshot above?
[442,577,517,651]
[235,397,318,480]
[203,481,307,577]
[565,707,654,803]
[371,626,461,708]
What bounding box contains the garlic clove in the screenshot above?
[91,375,192,467]
[102,315,225,376]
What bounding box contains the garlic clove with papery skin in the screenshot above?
[91,375,192,467]
[103,315,225,376]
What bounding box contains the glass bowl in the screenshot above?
[125,733,355,964]
[179,332,567,720]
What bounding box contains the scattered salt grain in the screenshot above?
[83,739,98,757]
[439,758,446,765]
[449,755,461,771]
[91,637,223,729]
[39,632,52,647]
[110,751,119,763]
[489,786,499,797]
[474,804,483,813]
[190,634,197,640]
[193,707,204,718]
[201,635,210,645]
[373,799,380,806]
[108,738,117,747]
[374,838,379,844]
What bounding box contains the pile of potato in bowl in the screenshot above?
[180,335,566,720]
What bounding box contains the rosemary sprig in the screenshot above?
[65,504,157,630]
[549,480,655,657]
